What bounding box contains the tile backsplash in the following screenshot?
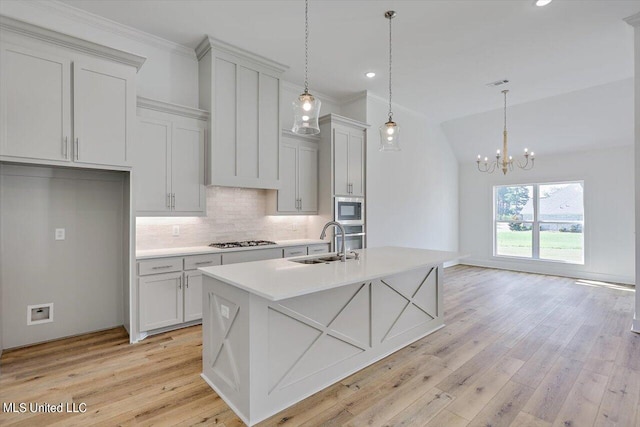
[136,186,313,250]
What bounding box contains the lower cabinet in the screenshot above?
[137,244,330,333]
[184,271,204,322]
[138,253,221,333]
[139,272,183,331]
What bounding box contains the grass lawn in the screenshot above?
[496,229,583,263]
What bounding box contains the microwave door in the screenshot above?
[335,234,365,252]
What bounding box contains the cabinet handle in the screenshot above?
[152,265,173,270]
[185,275,189,288]
[195,261,212,265]
[172,193,175,209]
[178,277,182,289]
[167,194,171,208]
[290,251,304,255]
[74,138,79,160]
[299,198,302,210]
[62,136,68,158]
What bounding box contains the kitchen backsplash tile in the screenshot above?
[136,186,312,250]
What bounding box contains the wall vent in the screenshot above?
[27,303,53,325]
[486,79,510,87]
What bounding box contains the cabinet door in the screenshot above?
[212,57,237,182]
[172,122,205,213]
[298,144,318,213]
[277,140,298,213]
[333,127,350,196]
[221,248,282,265]
[348,129,365,197]
[184,271,203,322]
[134,117,171,213]
[139,272,183,331]
[236,66,259,179]
[0,43,71,162]
[258,74,280,184]
[73,61,133,167]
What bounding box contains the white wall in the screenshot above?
[365,94,459,253]
[0,0,199,107]
[1,165,126,349]
[459,146,635,284]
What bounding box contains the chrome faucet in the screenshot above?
[320,221,347,262]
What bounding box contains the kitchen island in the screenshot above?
[199,246,458,426]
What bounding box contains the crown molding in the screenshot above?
[137,96,209,120]
[20,0,195,59]
[280,80,341,105]
[196,35,288,74]
[0,15,146,71]
[319,113,370,128]
[338,90,368,105]
[624,12,640,27]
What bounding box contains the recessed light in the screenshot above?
[534,0,552,6]
[365,72,376,78]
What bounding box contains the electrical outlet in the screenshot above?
[172,225,180,237]
[55,228,65,240]
[220,304,230,319]
[291,222,298,231]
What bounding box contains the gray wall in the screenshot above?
[0,165,125,349]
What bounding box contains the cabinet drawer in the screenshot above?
[222,248,282,265]
[308,244,330,255]
[138,257,182,276]
[283,246,308,258]
[184,254,222,270]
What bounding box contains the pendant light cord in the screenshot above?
[388,13,393,120]
[304,0,309,94]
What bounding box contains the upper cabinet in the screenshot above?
[267,130,319,215]
[320,115,367,198]
[134,97,208,216]
[0,17,145,169]
[196,36,288,190]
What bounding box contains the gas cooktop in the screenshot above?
[208,240,277,249]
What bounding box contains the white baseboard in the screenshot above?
[461,258,635,286]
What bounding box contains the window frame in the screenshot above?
[493,181,584,264]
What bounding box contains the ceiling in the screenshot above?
[57,0,639,122]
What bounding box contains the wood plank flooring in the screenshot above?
[1,265,638,426]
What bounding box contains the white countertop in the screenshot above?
[135,239,328,259]
[199,246,460,301]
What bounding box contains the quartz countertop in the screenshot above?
[199,246,460,301]
[136,239,328,260]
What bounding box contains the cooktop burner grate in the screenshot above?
[208,240,277,249]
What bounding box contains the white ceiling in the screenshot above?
[54,0,639,158]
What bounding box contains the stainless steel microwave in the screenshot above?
[334,197,364,225]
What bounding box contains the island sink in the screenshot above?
[289,253,356,264]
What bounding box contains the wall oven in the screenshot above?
[335,197,364,225]
[334,224,365,252]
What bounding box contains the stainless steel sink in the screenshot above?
[289,253,356,265]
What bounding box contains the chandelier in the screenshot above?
[292,0,321,135]
[477,89,534,174]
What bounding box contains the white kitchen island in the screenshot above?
[199,247,458,426]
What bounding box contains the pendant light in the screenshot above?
[380,10,400,151]
[292,0,321,135]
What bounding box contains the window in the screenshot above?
[494,182,584,264]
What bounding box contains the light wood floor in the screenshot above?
[1,265,638,427]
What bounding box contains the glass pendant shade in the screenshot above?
[292,91,321,135]
[379,120,400,151]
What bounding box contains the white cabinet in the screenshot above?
[0,44,71,162]
[332,124,365,197]
[268,131,319,214]
[139,272,183,331]
[196,36,287,190]
[138,253,221,332]
[0,17,145,168]
[134,97,208,216]
[184,271,204,322]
